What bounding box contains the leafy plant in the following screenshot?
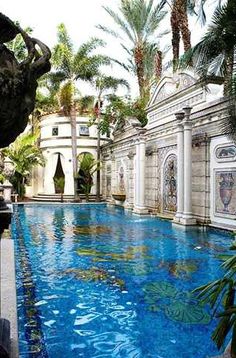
[53,177,65,202]
[77,153,100,201]
[193,251,236,357]
[98,0,166,99]
[97,94,148,136]
[1,131,45,199]
[0,173,4,184]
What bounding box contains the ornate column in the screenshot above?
[181,107,196,225]
[133,129,148,215]
[173,112,185,223]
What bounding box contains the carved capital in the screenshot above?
[127,151,135,159]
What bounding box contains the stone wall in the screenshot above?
[101,71,236,228]
[192,136,210,223]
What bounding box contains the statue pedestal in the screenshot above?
[0,206,12,237]
[3,181,13,203]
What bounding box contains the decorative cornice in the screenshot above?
[40,136,111,143]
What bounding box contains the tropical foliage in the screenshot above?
[161,0,192,70]
[182,1,236,93]
[98,0,166,100]
[91,74,129,200]
[98,94,148,135]
[1,132,45,199]
[179,0,236,141]
[53,177,65,202]
[6,23,33,62]
[193,249,236,358]
[77,153,100,201]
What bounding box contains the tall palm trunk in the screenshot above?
[224,49,235,96]
[171,2,180,71]
[171,0,192,71]
[179,0,191,53]
[134,44,145,98]
[155,50,162,82]
[96,96,101,202]
[70,104,80,201]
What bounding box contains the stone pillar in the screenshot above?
[2,157,14,203]
[181,107,196,225]
[110,154,116,203]
[133,130,148,215]
[125,151,135,210]
[3,182,13,203]
[174,112,185,223]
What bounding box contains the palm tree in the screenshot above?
[186,1,236,94]
[2,131,45,199]
[97,0,166,100]
[180,0,236,140]
[92,75,129,201]
[169,0,192,70]
[51,23,110,200]
[161,0,218,70]
[115,42,167,101]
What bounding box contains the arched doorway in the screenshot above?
[163,154,177,213]
[53,153,65,194]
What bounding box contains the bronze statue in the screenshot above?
[0,13,51,148]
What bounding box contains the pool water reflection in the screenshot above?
[12,204,231,357]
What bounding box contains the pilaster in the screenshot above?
[133,129,149,215]
[173,107,196,227]
[173,112,184,223]
[181,107,196,225]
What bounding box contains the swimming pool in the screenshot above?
[12,204,231,357]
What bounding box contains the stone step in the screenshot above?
[32,194,100,202]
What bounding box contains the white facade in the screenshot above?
[101,70,236,230]
[27,113,111,197]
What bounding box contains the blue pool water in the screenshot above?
[12,204,232,358]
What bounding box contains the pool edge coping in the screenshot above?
[1,235,19,358]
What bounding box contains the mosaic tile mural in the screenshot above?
[215,170,236,217]
[163,154,177,212]
[216,145,236,161]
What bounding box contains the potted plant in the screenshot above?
[53,177,65,202]
[77,153,100,202]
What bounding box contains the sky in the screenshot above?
[1,0,218,98]
[2,0,138,96]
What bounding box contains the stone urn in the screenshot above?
[219,173,234,212]
[112,193,126,202]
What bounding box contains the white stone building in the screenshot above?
[27,71,236,230]
[27,113,111,198]
[101,71,236,230]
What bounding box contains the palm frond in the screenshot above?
[103,5,135,43]
[76,37,106,58]
[96,25,122,40]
